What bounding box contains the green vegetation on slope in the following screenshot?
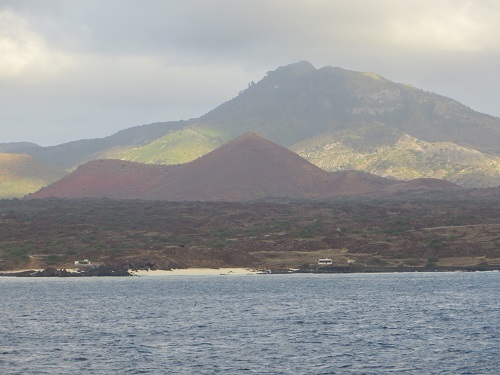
[0,154,66,198]
[292,123,500,187]
[103,126,230,165]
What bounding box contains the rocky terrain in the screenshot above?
[1,195,498,272]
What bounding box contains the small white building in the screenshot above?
[74,259,91,266]
[318,258,333,265]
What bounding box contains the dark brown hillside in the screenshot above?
[29,160,176,199]
[466,186,500,198]
[143,133,333,201]
[313,170,396,197]
[1,197,498,272]
[378,178,460,195]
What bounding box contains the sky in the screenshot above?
[1,0,499,146]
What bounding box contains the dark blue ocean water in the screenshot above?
[0,272,498,374]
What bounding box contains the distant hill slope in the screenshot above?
[30,133,460,202]
[199,61,500,154]
[102,125,229,165]
[290,123,500,187]
[29,159,177,200]
[0,153,66,198]
[142,132,334,201]
[3,61,500,189]
[31,133,334,201]
[0,121,187,169]
[377,178,460,195]
[313,170,396,198]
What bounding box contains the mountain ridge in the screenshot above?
[3,61,500,196]
[29,133,459,202]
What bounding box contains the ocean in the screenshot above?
[1,272,498,374]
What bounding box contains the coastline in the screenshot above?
[0,269,45,274]
[131,268,259,276]
[293,265,500,274]
[1,265,499,277]
[0,267,262,277]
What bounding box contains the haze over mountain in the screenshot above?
[3,61,500,198]
[0,153,66,199]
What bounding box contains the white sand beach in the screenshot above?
[1,267,266,276]
[130,268,259,276]
[0,269,44,274]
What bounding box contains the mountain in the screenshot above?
[3,61,500,190]
[31,133,335,201]
[312,170,396,198]
[199,61,500,153]
[0,121,187,169]
[103,62,500,176]
[141,132,333,201]
[290,122,500,187]
[29,133,459,201]
[29,159,177,200]
[0,153,66,199]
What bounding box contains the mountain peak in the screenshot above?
[271,61,316,77]
[227,132,277,148]
[143,133,332,201]
[232,132,266,141]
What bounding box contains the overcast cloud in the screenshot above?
[1,0,499,145]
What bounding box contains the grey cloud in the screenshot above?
[0,0,499,145]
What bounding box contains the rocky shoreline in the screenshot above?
[0,266,132,277]
[1,264,499,277]
[288,264,500,274]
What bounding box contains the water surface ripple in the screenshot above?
[1,272,498,374]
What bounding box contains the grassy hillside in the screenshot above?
[291,124,500,187]
[0,121,187,169]
[103,126,230,165]
[0,154,66,198]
